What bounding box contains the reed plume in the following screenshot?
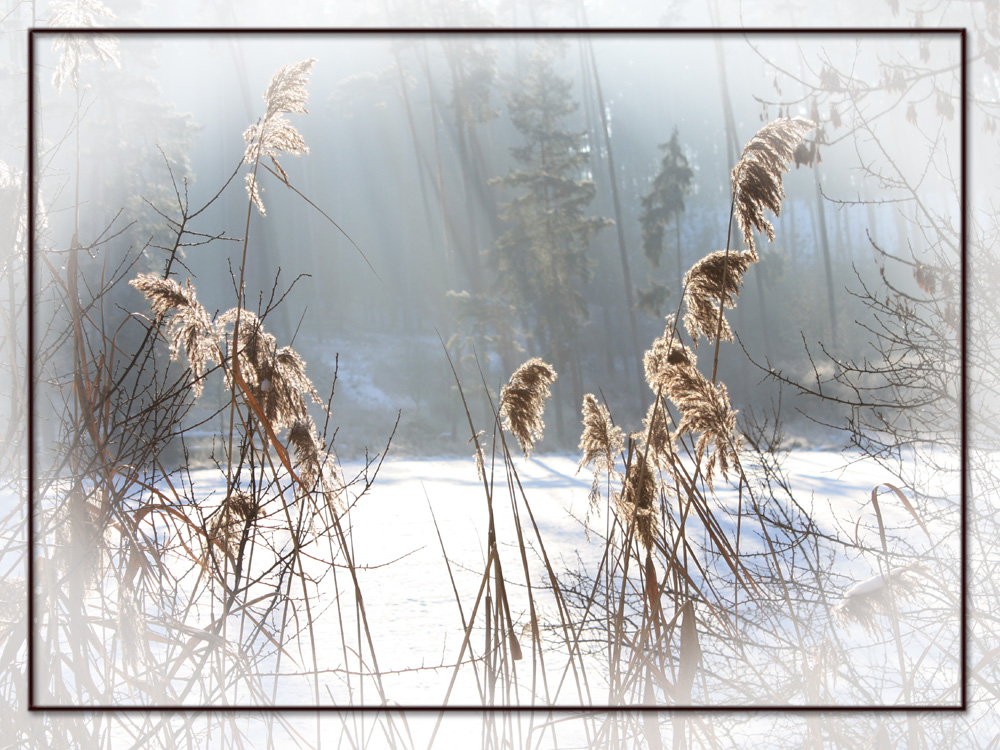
[48,0,120,93]
[216,308,321,431]
[731,117,815,257]
[288,417,344,512]
[130,274,219,396]
[832,565,926,632]
[500,358,557,458]
[633,400,673,469]
[682,249,754,345]
[665,361,739,489]
[614,449,659,552]
[207,489,258,559]
[578,393,624,505]
[243,59,317,215]
[642,319,696,391]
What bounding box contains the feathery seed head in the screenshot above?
[633,401,674,468]
[48,0,120,93]
[643,324,697,392]
[208,489,258,559]
[130,274,219,397]
[614,449,660,552]
[244,173,266,216]
[500,358,557,458]
[833,565,926,632]
[663,363,740,489]
[216,310,318,431]
[682,250,754,345]
[579,394,624,473]
[682,383,739,489]
[243,59,316,213]
[578,394,623,508]
[288,417,344,513]
[732,117,815,255]
[262,59,316,118]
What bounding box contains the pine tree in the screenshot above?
[490,47,610,437]
[638,128,693,314]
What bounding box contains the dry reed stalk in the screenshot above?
[499,358,557,458]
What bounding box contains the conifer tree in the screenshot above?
[638,128,693,314]
[490,46,610,437]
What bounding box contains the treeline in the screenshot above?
[59,32,914,456]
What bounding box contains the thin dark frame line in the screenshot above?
[30,26,967,35]
[29,704,968,713]
[959,27,969,714]
[26,23,36,715]
[25,25,968,714]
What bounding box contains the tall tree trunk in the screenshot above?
[813,165,840,348]
[390,40,452,294]
[711,25,762,390]
[443,46,490,294]
[583,37,646,411]
[576,37,617,380]
[675,215,684,296]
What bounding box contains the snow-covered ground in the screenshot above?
[27,446,961,709]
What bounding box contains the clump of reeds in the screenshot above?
[833,565,927,632]
[499,357,557,457]
[131,272,339,512]
[131,277,323,424]
[571,118,816,704]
